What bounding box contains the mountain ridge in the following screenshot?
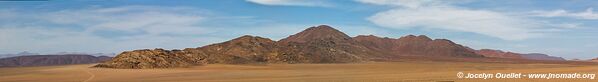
[96,25,566,69]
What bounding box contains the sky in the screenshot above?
[0,0,597,59]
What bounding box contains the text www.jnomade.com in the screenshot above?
[457,72,596,79]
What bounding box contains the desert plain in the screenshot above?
[1,61,597,82]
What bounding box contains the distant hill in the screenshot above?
[473,49,565,61]
[0,54,112,67]
[520,53,566,61]
[473,49,523,59]
[0,51,40,58]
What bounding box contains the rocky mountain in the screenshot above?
[592,58,598,62]
[353,35,483,57]
[94,49,205,69]
[97,25,491,69]
[520,53,566,61]
[97,25,379,69]
[278,25,352,44]
[186,35,282,64]
[0,54,111,67]
[277,26,383,63]
[473,49,523,59]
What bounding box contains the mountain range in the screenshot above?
[95,25,571,69]
[0,51,40,58]
[0,54,111,67]
[473,49,565,61]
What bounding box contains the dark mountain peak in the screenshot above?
[432,39,455,44]
[238,35,257,38]
[354,35,382,39]
[398,35,433,42]
[314,25,334,29]
[226,35,275,45]
[303,25,342,34]
[279,25,351,43]
[417,35,431,40]
[233,35,270,41]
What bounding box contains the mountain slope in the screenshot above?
[474,49,523,59]
[96,35,281,69]
[278,25,352,44]
[353,35,483,57]
[277,25,382,63]
[185,35,281,64]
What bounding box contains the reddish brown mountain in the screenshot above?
[279,25,352,44]
[276,25,384,63]
[185,35,282,64]
[353,35,483,57]
[97,26,378,69]
[591,58,598,62]
[0,54,111,67]
[96,35,281,69]
[98,25,558,69]
[94,49,205,69]
[474,49,523,59]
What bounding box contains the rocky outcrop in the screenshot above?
[94,49,206,69]
[0,55,111,67]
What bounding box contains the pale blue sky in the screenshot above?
[0,0,597,59]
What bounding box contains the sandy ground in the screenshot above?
[1,61,597,82]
